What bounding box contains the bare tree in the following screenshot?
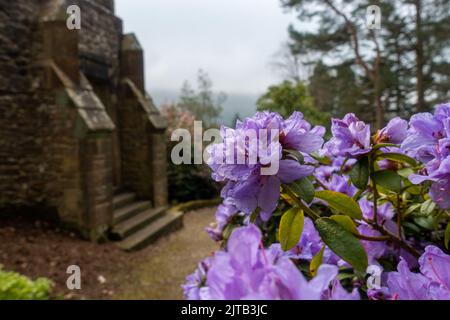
[269,42,312,84]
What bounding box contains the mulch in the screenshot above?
[0,206,218,300]
[0,212,138,299]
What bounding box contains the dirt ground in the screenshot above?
[0,207,218,300]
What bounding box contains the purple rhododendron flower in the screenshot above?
[207,111,325,220]
[376,245,450,300]
[287,217,322,261]
[198,225,341,300]
[418,245,450,299]
[410,157,450,209]
[377,117,408,144]
[402,104,450,163]
[287,217,339,264]
[314,156,357,196]
[323,174,357,197]
[183,257,213,300]
[314,156,355,182]
[220,161,314,221]
[205,199,240,241]
[358,224,390,265]
[403,103,450,208]
[386,258,433,300]
[324,113,371,158]
[359,198,395,224]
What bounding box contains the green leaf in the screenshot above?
[249,208,260,223]
[372,143,398,151]
[284,149,304,163]
[404,203,422,218]
[315,218,368,272]
[413,216,436,230]
[222,224,234,240]
[315,190,362,219]
[445,223,450,250]
[403,221,421,233]
[279,207,304,251]
[372,170,403,193]
[289,177,315,204]
[420,199,436,216]
[309,245,325,277]
[330,215,359,235]
[349,157,369,189]
[405,185,421,195]
[310,153,332,165]
[376,152,417,167]
[398,168,414,179]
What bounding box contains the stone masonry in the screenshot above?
[0,0,168,240]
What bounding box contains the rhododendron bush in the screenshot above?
[183,103,450,300]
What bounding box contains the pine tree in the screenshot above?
[281,0,450,127]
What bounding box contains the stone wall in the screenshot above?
[0,0,168,239]
[0,1,43,206]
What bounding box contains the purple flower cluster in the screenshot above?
[324,113,372,158]
[207,111,325,221]
[315,156,357,197]
[205,199,240,241]
[184,225,359,300]
[376,117,408,145]
[184,107,450,301]
[370,246,450,300]
[403,103,450,209]
[286,217,339,264]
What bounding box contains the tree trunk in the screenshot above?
[415,0,426,112]
[374,82,384,130]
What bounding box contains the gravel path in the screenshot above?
[112,206,218,300]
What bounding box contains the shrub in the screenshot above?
[184,104,450,300]
[0,266,53,300]
[161,103,220,203]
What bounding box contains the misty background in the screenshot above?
[115,0,301,124]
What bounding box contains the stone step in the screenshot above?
[113,201,151,225]
[110,206,168,240]
[116,210,183,251]
[112,192,136,210]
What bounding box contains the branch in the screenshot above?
[323,0,374,81]
[353,233,390,242]
[282,185,321,221]
[363,218,421,259]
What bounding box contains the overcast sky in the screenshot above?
[115,0,298,97]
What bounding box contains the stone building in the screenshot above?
[0,0,182,249]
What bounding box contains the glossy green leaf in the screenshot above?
[349,157,369,189]
[420,199,436,216]
[315,218,368,272]
[403,221,421,233]
[315,190,362,219]
[330,215,359,235]
[405,185,422,195]
[445,223,450,250]
[310,153,332,165]
[309,246,325,277]
[398,168,414,178]
[372,143,398,151]
[404,203,421,218]
[376,152,417,167]
[289,177,315,204]
[284,149,304,163]
[372,170,403,193]
[279,207,304,251]
[413,216,436,230]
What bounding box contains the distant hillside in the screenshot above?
[149,88,258,126]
